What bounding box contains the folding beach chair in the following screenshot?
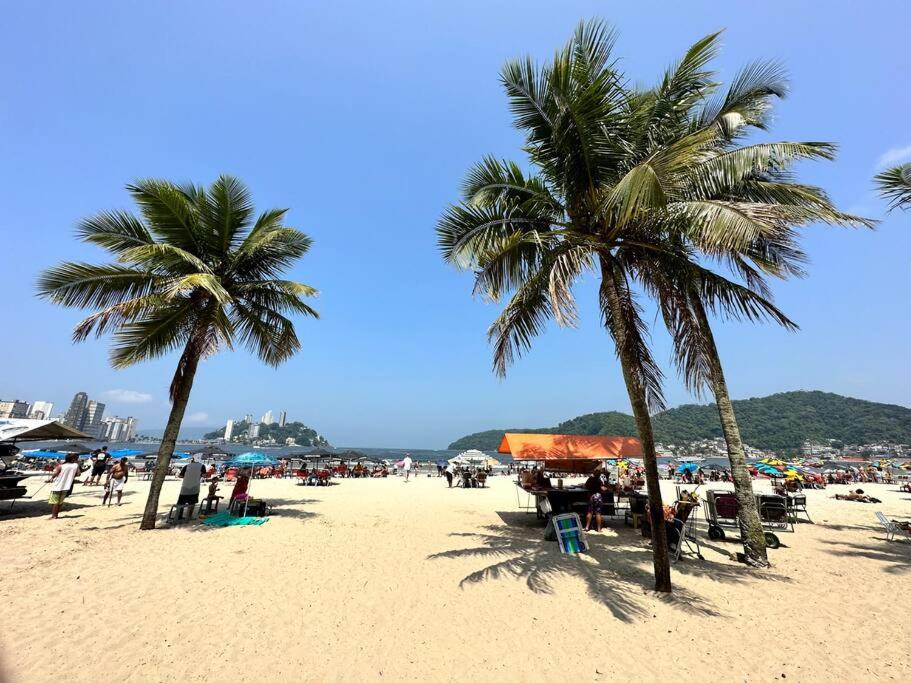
[875,511,910,543]
[670,499,703,561]
[552,513,589,554]
[788,494,812,524]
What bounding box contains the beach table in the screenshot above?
[520,485,622,523]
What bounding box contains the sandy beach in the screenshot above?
[1,472,909,682]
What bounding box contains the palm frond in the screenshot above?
[126,179,200,253]
[230,301,302,367]
[109,301,197,369]
[76,210,154,254]
[205,174,255,251]
[698,59,788,137]
[875,163,911,211]
[117,243,212,274]
[37,263,158,309]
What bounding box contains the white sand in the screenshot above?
[1,472,909,681]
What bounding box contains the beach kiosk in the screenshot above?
[0,419,90,509]
[501,433,643,520]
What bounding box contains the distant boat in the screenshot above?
[676,456,705,463]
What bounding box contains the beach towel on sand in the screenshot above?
[552,513,589,554]
[202,511,269,527]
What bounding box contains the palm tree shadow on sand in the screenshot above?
[429,512,791,621]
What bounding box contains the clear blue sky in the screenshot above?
[1,1,908,448]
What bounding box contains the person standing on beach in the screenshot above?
[443,462,454,488]
[402,454,413,482]
[584,467,607,533]
[177,457,206,517]
[86,446,109,486]
[102,457,129,506]
[48,453,81,519]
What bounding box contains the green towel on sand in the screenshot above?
[202,511,269,527]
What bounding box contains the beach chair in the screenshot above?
[875,512,909,542]
[475,471,488,488]
[787,494,812,524]
[551,513,589,554]
[167,503,196,523]
[670,499,703,561]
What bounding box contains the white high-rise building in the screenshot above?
[249,423,261,439]
[29,401,54,421]
[279,411,287,427]
[101,416,138,442]
[244,414,253,425]
[261,410,274,425]
[224,419,235,441]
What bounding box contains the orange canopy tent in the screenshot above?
[498,433,642,474]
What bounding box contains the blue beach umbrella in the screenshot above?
[756,463,784,477]
[676,462,699,474]
[109,448,143,458]
[226,452,278,467]
[23,449,67,460]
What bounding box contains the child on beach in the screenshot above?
[205,478,222,504]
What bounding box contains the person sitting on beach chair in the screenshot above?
[205,478,222,504]
[231,468,250,501]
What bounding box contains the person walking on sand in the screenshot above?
[48,453,81,519]
[102,457,129,506]
[443,461,454,488]
[85,446,109,486]
[402,454,413,482]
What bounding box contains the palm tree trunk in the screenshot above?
[138,328,205,530]
[690,296,769,567]
[600,267,672,593]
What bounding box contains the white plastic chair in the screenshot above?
[875,511,909,542]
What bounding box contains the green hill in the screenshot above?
[447,391,911,452]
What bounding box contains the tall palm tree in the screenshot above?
[438,21,682,591]
[37,176,318,529]
[615,43,871,566]
[875,163,911,210]
[438,20,868,588]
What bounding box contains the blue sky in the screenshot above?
[1,1,908,448]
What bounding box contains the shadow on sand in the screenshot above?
[0,497,93,520]
[822,537,911,575]
[428,511,791,621]
[182,496,321,532]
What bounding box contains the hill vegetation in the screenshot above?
[448,391,911,453]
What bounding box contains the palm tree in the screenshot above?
[438,20,868,588]
[438,21,680,591]
[620,42,871,567]
[37,176,318,529]
[875,163,911,210]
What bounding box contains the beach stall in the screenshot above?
[501,433,643,519]
[0,419,90,508]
